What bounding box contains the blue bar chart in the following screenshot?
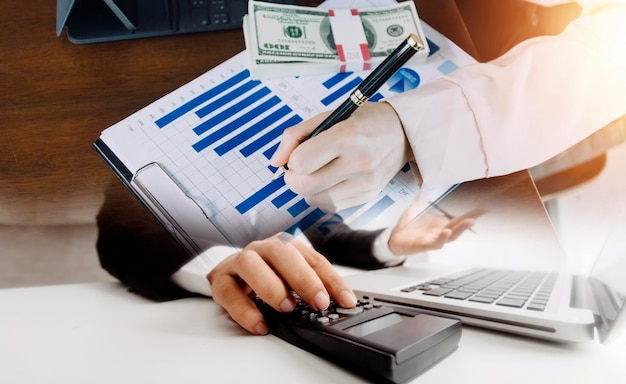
[136,61,342,244]
[147,58,421,245]
[100,25,478,249]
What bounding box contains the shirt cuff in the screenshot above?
[386,77,487,188]
[170,245,239,297]
[372,227,407,267]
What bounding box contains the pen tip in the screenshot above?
[272,166,286,180]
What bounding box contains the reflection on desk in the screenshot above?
[0,282,624,384]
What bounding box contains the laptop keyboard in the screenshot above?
[401,268,557,311]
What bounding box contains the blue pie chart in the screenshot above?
[387,67,420,93]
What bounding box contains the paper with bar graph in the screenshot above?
[96,23,476,252]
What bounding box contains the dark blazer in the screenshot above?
[96,183,387,302]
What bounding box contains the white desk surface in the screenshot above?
[1,282,624,384]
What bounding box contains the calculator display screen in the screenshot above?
[343,313,412,337]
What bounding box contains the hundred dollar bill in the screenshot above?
[243,15,348,79]
[245,0,429,66]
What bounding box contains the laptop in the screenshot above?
[344,170,626,344]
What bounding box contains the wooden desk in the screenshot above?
[1,0,246,225]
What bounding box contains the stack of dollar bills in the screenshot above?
[243,0,430,79]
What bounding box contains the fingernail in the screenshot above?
[313,291,330,311]
[254,321,269,335]
[340,289,357,307]
[280,297,296,312]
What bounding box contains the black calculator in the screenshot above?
[255,293,462,383]
[57,0,298,44]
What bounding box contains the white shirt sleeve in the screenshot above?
[171,231,406,293]
[371,226,408,266]
[387,1,626,188]
[170,245,240,297]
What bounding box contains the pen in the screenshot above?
[430,203,477,235]
[273,33,425,179]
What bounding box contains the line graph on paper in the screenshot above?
[99,27,476,248]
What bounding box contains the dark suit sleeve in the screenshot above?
[96,183,199,302]
[96,183,396,301]
[305,214,399,270]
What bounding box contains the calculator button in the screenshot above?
[335,307,364,316]
[191,8,210,27]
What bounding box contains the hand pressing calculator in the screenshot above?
[255,293,462,383]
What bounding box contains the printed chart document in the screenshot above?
[94,22,477,256]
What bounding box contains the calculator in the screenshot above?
[57,0,297,44]
[255,293,462,383]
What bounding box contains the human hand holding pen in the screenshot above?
[269,34,424,211]
[269,102,412,211]
[271,34,423,176]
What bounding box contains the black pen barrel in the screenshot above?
[358,34,424,97]
[305,97,359,139]
[305,34,423,140]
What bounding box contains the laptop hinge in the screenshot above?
[570,274,598,313]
